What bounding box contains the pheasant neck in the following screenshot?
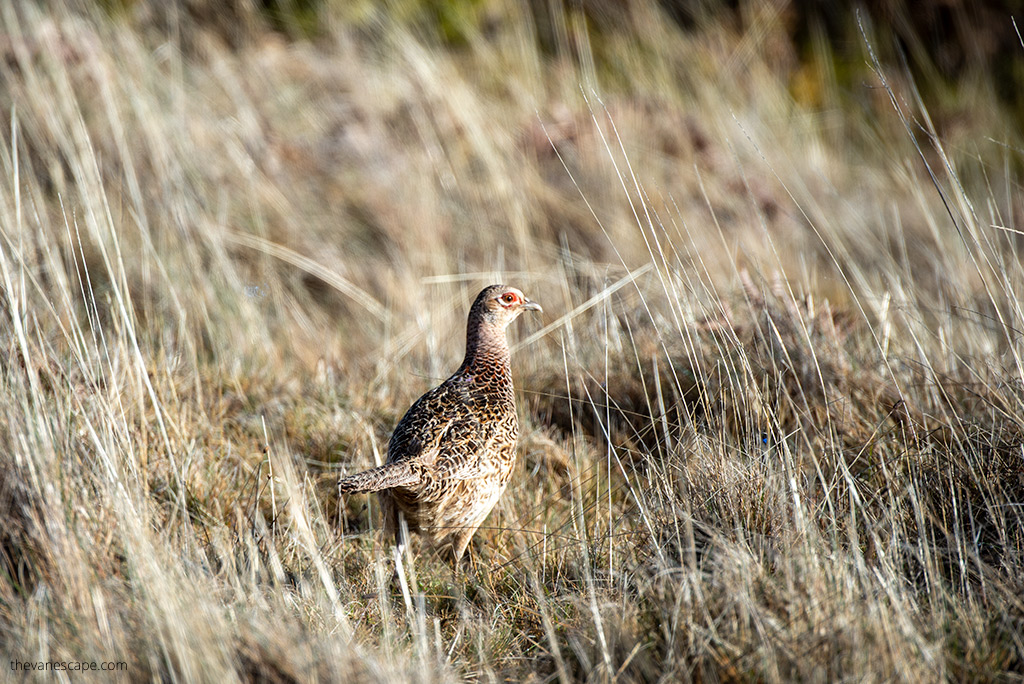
[460,322,512,386]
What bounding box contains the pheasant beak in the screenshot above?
[521,299,542,313]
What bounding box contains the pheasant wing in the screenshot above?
[385,381,494,480]
[432,414,491,481]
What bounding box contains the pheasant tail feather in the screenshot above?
[338,462,420,494]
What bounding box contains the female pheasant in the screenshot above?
[339,285,542,561]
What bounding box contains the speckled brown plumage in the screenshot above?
[338,285,542,560]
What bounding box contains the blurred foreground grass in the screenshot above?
[0,1,1022,681]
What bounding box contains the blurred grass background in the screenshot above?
[0,0,1023,681]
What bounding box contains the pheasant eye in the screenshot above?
[501,293,517,305]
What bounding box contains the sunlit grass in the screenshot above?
[0,1,1021,681]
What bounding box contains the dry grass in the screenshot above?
[0,1,1022,681]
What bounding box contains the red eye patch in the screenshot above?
[500,292,519,305]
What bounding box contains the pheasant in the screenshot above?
[339,285,542,561]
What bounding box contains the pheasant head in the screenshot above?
[463,285,542,370]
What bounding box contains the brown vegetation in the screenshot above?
[0,1,1022,681]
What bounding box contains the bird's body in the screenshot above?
[338,285,541,561]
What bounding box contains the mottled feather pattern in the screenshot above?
[337,285,541,560]
[337,461,420,493]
